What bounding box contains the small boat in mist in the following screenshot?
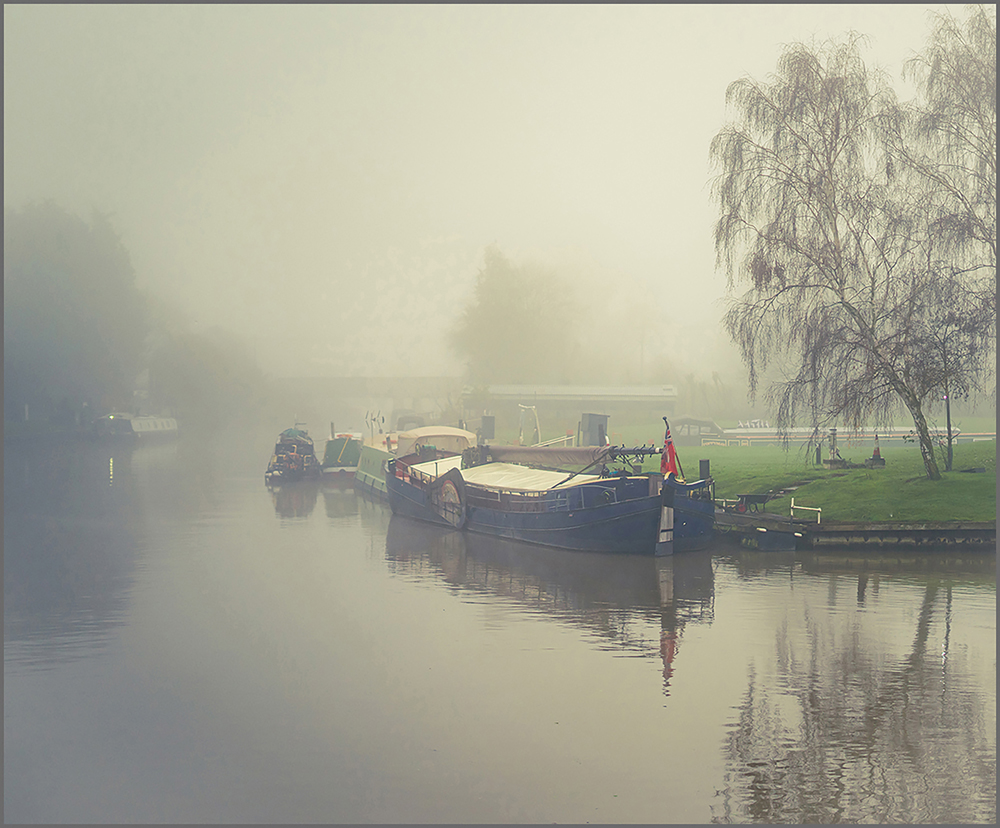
[91,412,178,442]
[264,426,323,486]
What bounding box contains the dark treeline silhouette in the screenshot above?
[4,202,269,434]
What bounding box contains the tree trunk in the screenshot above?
[904,398,942,480]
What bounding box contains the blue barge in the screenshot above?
[385,441,715,555]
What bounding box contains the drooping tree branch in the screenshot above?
[710,21,995,480]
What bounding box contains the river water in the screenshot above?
[4,430,996,824]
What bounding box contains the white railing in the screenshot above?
[790,497,822,523]
[532,433,576,447]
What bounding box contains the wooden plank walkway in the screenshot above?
[805,521,995,549]
[715,510,996,551]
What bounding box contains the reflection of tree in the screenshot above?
[269,480,320,519]
[4,442,139,666]
[385,516,716,673]
[713,580,996,823]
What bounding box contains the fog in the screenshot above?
[4,5,950,380]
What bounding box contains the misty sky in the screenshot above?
[4,4,954,378]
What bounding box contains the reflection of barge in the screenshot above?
[385,515,716,621]
[384,515,716,692]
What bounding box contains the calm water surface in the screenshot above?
[4,430,996,823]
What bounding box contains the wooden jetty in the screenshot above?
[715,509,996,551]
[805,521,994,549]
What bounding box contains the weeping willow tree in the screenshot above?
[900,5,996,286]
[894,5,997,468]
[710,23,995,481]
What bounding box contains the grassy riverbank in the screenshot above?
[663,439,996,523]
[491,420,994,522]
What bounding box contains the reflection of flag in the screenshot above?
[661,419,679,476]
[660,629,677,693]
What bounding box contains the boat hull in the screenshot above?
[322,466,357,485]
[386,464,714,555]
[354,444,392,498]
[264,466,322,486]
[264,426,323,486]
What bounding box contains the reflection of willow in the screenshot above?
[269,480,320,519]
[714,580,996,824]
[385,516,714,690]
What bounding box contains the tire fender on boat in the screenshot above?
[428,468,467,529]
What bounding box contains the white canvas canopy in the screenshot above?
[460,462,600,491]
[406,455,601,492]
[409,454,464,477]
[486,445,614,468]
[395,426,477,457]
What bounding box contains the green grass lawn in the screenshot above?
[660,440,996,523]
[486,422,995,523]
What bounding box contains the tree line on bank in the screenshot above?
[3,201,266,433]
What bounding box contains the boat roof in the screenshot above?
[405,455,603,492]
[460,462,601,491]
[396,425,477,457]
[279,427,311,440]
[487,445,612,467]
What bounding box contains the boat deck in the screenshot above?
[406,457,603,492]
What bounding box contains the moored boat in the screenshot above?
[91,412,179,442]
[354,425,477,499]
[264,426,323,486]
[322,432,363,484]
[385,419,715,555]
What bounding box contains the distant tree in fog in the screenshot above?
[711,13,995,480]
[147,318,268,431]
[4,202,147,421]
[449,245,580,384]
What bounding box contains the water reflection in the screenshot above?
[384,516,716,694]
[267,480,320,519]
[712,553,996,824]
[4,441,141,667]
[656,550,715,696]
[321,483,359,520]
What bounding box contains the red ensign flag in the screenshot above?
[661,419,679,476]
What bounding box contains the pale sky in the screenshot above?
[4,4,956,378]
